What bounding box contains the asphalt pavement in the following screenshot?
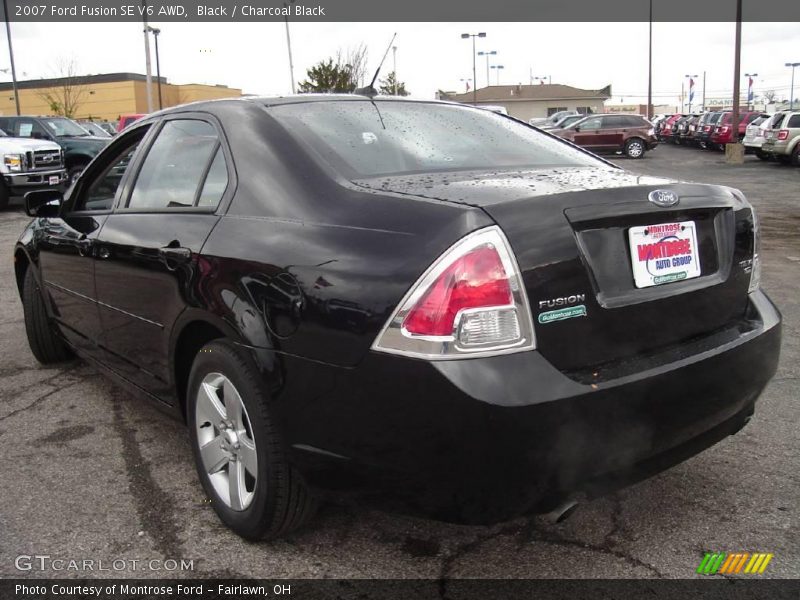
[0,143,797,579]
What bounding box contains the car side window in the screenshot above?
[74,132,147,212]
[128,119,225,210]
[787,115,800,128]
[580,117,602,130]
[13,119,49,139]
[599,117,622,129]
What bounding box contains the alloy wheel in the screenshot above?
[195,372,258,511]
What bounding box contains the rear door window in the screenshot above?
[127,119,228,210]
[786,115,800,128]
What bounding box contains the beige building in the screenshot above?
[0,72,243,123]
[441,83,612,121]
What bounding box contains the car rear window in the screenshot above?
[268,100,600,178]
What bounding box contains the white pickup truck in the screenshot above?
[0,128,67,210]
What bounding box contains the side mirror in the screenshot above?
[574,126,580,132]
[25,189,63,218]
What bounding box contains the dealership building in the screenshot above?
[0,72,242,123]
[440,83,612,120]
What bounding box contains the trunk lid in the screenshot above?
[353,167,755,374]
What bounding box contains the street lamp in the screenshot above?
[2,0,20,115]
[490,65,505,85]
[786,62,800,110]
[284,0,297,94]
[146,26,163,110]
[461,32,486,105]
[533,75,551,85]
[744,72,758,110]
[684,74,698,113]
[477,50,496,88]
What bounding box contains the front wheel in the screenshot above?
[791,145,800,167]
[187,340,316,540]
[68,165,85,184]
[624,138,646,159]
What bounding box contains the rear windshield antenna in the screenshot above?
[354,33,397,97]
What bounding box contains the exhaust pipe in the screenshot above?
[543,498,580,524]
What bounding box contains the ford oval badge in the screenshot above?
[648,189,680,208]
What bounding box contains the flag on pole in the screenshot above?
[689,78,695,103]
[465,80,470,92]
[748,77,754,102]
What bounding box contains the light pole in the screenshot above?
[147,27,163,110]
[533,75,550,85]
[2,0,20,115]
[283,0,297,94]
[786,62,800,110]
[490,65,505,85]
[392,45,397,95]
[461,32,486,105]
[142,0,154,113]
[685,74,698,113]
[477,50,496,87]
[744,72,758,110]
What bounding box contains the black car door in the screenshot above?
[93,115,233,402]
[32,126,151,357]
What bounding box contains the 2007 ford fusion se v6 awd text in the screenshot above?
[14,96,780,539]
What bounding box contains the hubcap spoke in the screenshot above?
[224,380,245,431]
[228,460,245,511]
[200,435,229,474]
[239,438,258,476]
[197,381,227,429]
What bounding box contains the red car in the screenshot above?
[709,111,767,149]
[657,114,685,142]
[117,113,147,132]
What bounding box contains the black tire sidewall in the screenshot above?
[187,341,284,540]
[0,181,9,210]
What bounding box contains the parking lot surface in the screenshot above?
[0,144,797,579]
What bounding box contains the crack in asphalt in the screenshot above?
[0,372,77,421]
[109,389,185,562]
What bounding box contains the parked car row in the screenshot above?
[652,110,800,165]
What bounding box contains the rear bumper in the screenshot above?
[285,290,781,522]
[3,169,67,194]
[761,140,790,155]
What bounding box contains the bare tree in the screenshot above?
[36,58,87,118]
[763,90,777,104]
[336,44,369,88]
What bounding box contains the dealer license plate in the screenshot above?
[49,175,60,185]
[628,220,701,288]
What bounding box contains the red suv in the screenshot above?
[709,111,767,149]
[554,113,657,158]
[657,114,685,142]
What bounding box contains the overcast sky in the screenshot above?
[2,21,799,105]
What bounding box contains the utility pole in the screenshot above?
[727,0,743,163]
[142,0,154,113]
[2,0,20,115]
[702,71,706,111]
[647,0,652,119]
[147,27,163,110]
[461,32,486,105]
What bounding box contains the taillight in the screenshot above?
[777,129,789,140]
[721,126,730,134]
[372,226,535,359]
[703,125,711,132]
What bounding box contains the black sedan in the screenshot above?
[15,96,781,540]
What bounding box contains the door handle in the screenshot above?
[158,245,192,267]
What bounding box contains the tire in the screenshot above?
[187,340,316,540]
[68,165,85,184]
[791,145,800,167]
[624,138,646,159]
[0,182,9,210]
[22,267,72,364]
[755,149,770,161]
[777,155,791,165]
